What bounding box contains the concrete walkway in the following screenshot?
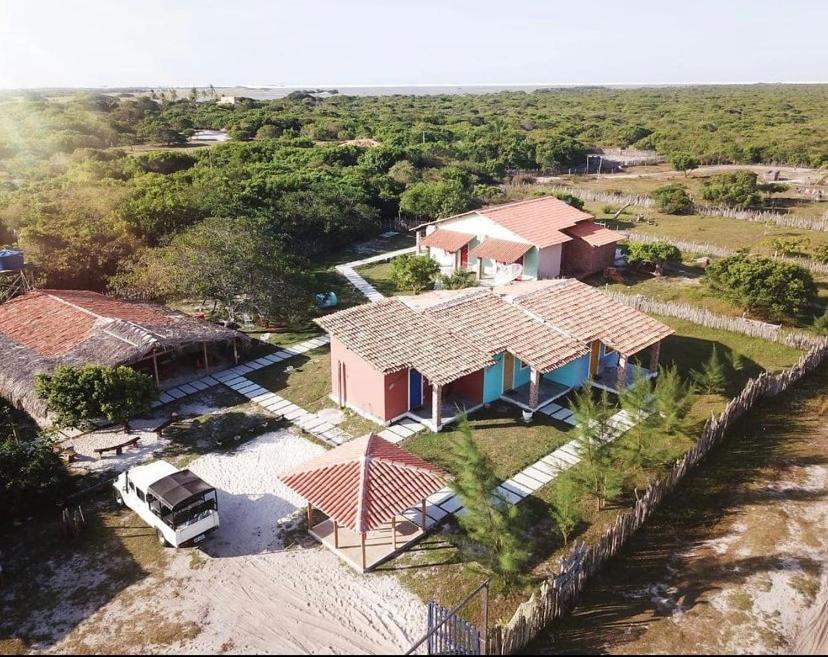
[335,246,416,302]
[401,406,644,529]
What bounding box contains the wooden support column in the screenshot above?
[415,229,423,254]
[454,250,461,272]
[306,503,313,529]
[333,521,339,548]
[421,499,427,530]
[617,354,629,391]
[649,341,661,372]
[232,338,239,364]
[360,532,367,572]
[528,368,541,410]
[432,384,443,431]
[202,341,209,369]
[151,353,161,387]
[476,257,483,280]
[392,516,398,549]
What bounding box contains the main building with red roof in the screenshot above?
[316,279,673,432]
[0,289,245,422]
[415,195,621,282]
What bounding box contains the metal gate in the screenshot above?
[426,600,481,655]
[406,580,489,655]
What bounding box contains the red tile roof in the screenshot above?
[280,434,449,533]
[503,279,674,355]
[481,197,593,248]
[469,238,533,264]
[419,229,474,253]
[563,221,622,247]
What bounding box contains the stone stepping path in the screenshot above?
[149,335,330,409]
[403,406,648,524]
[334,245,416,303]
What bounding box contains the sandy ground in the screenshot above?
[530,367,828,655]
[40,427,426,654]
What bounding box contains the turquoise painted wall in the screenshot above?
[483,352,504,402]
[513,358,531,388]
[544,354,590,388]
[522,247,539,278]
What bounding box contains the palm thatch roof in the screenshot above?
[0,290,245,423]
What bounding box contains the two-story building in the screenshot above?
[414,196,621,283]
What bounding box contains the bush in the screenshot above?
[701,171,763,209]
[390,254,440,294]
[36,364,158,431]
[705,254,817,320]
[812,243,828,264]
[439,269,477,290]
[626,241,682,274]
[652,184,693,214]
[669,153,699,175]
[554,193,585,210]
[1,431,69,523]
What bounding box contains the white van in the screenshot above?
[114,460,220,547]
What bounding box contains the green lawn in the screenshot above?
[354,260,405,296]
[245,347,384,438]
[403,401,575,481]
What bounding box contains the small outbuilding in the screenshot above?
[280,433,449,572]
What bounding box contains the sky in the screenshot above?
[1,0,826,89]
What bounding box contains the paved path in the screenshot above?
[335,246,416,302]
[402,406,644,529]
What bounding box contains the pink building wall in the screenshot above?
[330,336,410,423]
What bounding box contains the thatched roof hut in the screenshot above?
[0,290,246,423]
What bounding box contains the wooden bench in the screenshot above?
[94,436,141,458]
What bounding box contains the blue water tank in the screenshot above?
[0,249,24,272]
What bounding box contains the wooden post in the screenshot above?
[649,340,661,372]
[432,384,443,431]
[232,338,239,364]
[415,229,423,254]
[306,503,313,529]
[202,341,209,369]
[152,353,160,386]
[392,516,398,549]
[361,532,367,572]
[333,521,339,548]
[421,499,427,530]
[528,368,540,409]
[617,354,628,391]
[476,257,483,280]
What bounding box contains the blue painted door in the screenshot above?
[483,353,505,402]
[409,369,423,409]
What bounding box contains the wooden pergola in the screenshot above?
[280,433,449,572]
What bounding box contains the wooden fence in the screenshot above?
[487,338,828,654]
[544,185,828,232]
[602,290,822,350]
[620,231,828,275]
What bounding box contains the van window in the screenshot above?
[136,489,145,503]
[129,481,135,493]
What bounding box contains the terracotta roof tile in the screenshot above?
[480,196,594,248]
[469,238,533,264]
[563,221,623,247]
[419,229,474,253]
[505,279,674,355]
[424,292,588,373]
[280,434,449,533]
[315,298,493,385]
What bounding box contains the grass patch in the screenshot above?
[404,400,574,480]
[354,260,404,296]
[247,347,332,412]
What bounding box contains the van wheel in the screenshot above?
[114,490,124,506]
[156,529,170,547]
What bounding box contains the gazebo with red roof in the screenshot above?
[280,433,449,572]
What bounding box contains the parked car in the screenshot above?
[113,460,220,547]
